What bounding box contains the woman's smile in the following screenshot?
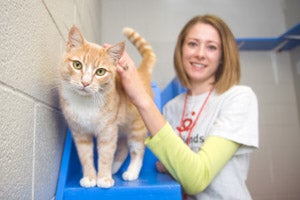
[190,62,206,70]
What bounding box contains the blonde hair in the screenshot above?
[173,14,240,94]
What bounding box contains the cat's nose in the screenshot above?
[81,80,90,87]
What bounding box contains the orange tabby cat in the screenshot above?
[59,26,156,188]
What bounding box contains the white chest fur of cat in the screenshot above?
[59,26,156,188]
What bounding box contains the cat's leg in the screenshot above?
[72,132,97,187]
[112,136,129,174]
[96,126,118,188]
[122,129,146,181]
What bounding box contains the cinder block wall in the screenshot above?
[0,0,101,199]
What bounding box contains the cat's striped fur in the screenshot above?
[59,26,156,188]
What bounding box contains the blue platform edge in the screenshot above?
[55,82,182,200]
[236,23,300,51]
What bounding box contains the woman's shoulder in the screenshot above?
[213,85,258,109]
[225,85,255,95]
[221,85,257,100]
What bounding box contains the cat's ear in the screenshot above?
[67,26,84,51]
[107,42,125,62]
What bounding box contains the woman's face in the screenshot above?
[182,23,222,86]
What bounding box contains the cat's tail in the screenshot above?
[123,27,156,75]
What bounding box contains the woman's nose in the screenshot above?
[196,45,205,58]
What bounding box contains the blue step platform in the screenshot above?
[55,83,182,200]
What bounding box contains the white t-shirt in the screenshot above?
[163,85,259,200]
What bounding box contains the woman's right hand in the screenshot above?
[116,48,152,109]
[103,43,150,108]
[104,43,167,137]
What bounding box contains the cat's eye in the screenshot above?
[72,61,82,70]
[96,68,107,76]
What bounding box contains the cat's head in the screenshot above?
[60,26,124,97]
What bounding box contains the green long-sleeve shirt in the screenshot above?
[145,122,240,195]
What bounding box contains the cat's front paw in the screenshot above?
[80,177,97,188]
[97,177,115,188]
[122,171,139,181]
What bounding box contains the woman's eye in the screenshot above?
[96,68,107,76]
[207,45,217,51]
[72,61,82,70]
[187,42,197,47]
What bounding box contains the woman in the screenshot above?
[117,15,258,200]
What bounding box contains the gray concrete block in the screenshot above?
[33,104,67,200]
[0,86,34,200]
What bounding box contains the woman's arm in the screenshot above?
[116,51,167,136]
[145,123,240,195]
